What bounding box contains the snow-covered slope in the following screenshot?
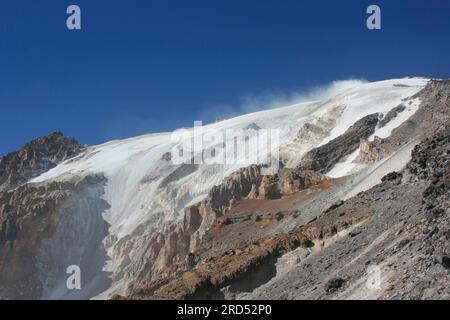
[30,77,429,297]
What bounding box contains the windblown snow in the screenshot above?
[31,77,429,298]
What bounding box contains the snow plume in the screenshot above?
[200,79,368,123]
[101,79,367,139]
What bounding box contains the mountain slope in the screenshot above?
[3,77,448,300]
[127,79,450,300]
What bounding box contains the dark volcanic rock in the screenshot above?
[296,113,379,173]
[381,171,403,182]
[325,278,345,294]
[379,104,406,128]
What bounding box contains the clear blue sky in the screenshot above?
[1,0,449,155]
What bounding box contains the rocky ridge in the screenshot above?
[0,132,83,191]
[296,113,379,173]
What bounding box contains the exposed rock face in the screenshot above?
[355,136,387,164]
[407,124,450,223]
[208,165,262,212]
[130,186,371,300]
[146,232,314,300]
[187,165,328,218]
[296,113,379,173]
[0,132,83,191]
[182,166,328,253]
[379,104,406,128]
[0,174,109,299]
[121,166,261,297]
[0,182,65,299]
[355,103,409,164]
[248,169,328,199]
[123,164,330,297]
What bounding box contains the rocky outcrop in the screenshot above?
[379,104,406,128]
[356,103,410,164]
[208,165,262,211]
[296,113,379,173]
[184,166,328,226]
[355,136,387,164]
[182,167,328,252]
[0,132,83,191]
[247,169,328,199]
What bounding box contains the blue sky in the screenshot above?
[1,0,450,155]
